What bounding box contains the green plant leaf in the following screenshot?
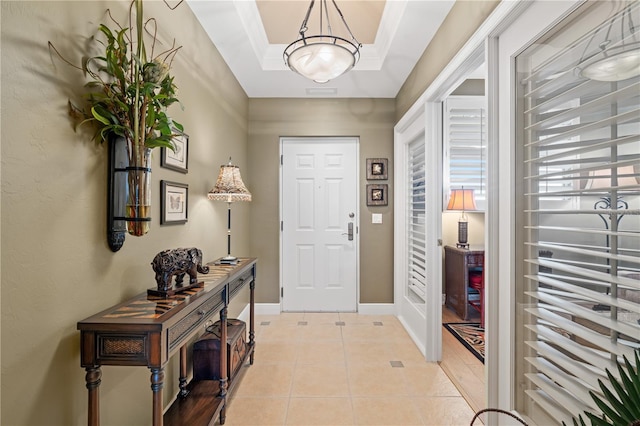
[592,386,627,425]
[91,106,111,126]
[603,368,636,420]
[585,411,612,426]
[628,351,640,407]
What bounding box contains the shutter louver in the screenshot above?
[445,97,487,208]
[408,135,426,302]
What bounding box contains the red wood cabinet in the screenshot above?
[445,246,483,320]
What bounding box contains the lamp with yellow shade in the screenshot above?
[446,187,477,249]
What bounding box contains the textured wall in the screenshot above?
[1,1,249,424]
[248,98,396,305]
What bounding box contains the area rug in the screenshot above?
[444,322,485,363]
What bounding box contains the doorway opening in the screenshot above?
[394,44,488,414]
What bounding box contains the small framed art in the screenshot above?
[161,180,188,225]
[366,158,388,180]
[161,131,189,173]
[367,184,388,206]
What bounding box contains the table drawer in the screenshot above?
[168,288,224,351]
[229,269,253,299]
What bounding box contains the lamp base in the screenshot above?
[216,256,238,265]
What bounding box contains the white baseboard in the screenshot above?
[254,303,395,316]
[236,304,250,323]
[357,303,395,315]
[255,303,281,315]
[397,314,426,356]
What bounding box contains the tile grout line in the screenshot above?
[339,312,358,425]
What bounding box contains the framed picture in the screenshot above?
[367,184,388,206]
[161,180,188,225]
[366,158,388,180]
[161,131,189,173]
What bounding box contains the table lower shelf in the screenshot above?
[164,343,254,426]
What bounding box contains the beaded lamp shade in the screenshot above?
[207,163,252,203]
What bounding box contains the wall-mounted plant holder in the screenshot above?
[107,137,128,252]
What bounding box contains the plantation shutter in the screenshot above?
[515,2,640,424]
[408,135,426,302]
[444,96,487,209]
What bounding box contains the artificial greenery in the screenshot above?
[50,0,182,152]
[566,350,640,426]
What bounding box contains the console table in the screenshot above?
[77,258,257,426]
[445,246,483,320]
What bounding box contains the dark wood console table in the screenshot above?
[445,246,483,320]
[77,258,257,426]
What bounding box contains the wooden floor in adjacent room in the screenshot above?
[440,306,486,416]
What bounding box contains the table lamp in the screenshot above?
[447,187,477,249]
[208,158,251,264]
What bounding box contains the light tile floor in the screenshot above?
[219,313,477,425]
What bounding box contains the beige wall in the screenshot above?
[247,99,396,304]
[395,0,500,120]
[1,1,249,424]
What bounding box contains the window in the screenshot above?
[515,2,640,424]
[444,96,487,210]
[408,134,426,303]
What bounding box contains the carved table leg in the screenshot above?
[219,305,228,425]
[249,277,256,365]
[150,367,164,426]
[178,345,189,398]
[85,366,102,426]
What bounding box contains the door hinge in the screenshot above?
[281,288,283,298]
[281,154,283,165]
[281,221,283,231]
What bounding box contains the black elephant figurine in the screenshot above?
[151,247,210,292]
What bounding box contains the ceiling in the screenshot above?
[186,0,455,98]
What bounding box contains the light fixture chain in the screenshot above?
[322,0,332,36]
[299,0,315,37]
[331,0,360,45]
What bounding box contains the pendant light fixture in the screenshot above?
[283,0,362,83]
[576,3,640,82]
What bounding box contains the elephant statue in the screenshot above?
[151,247,210,292]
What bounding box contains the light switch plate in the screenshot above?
[372,213,382,224]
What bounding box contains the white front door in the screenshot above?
[281,137,358,312]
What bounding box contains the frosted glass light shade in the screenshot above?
[285,36,359,83]
[580,49,640,82]
[288,43,354,83]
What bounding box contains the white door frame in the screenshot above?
[279,136,360,312]
[395,47,486,363]
[394,105,430,357]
